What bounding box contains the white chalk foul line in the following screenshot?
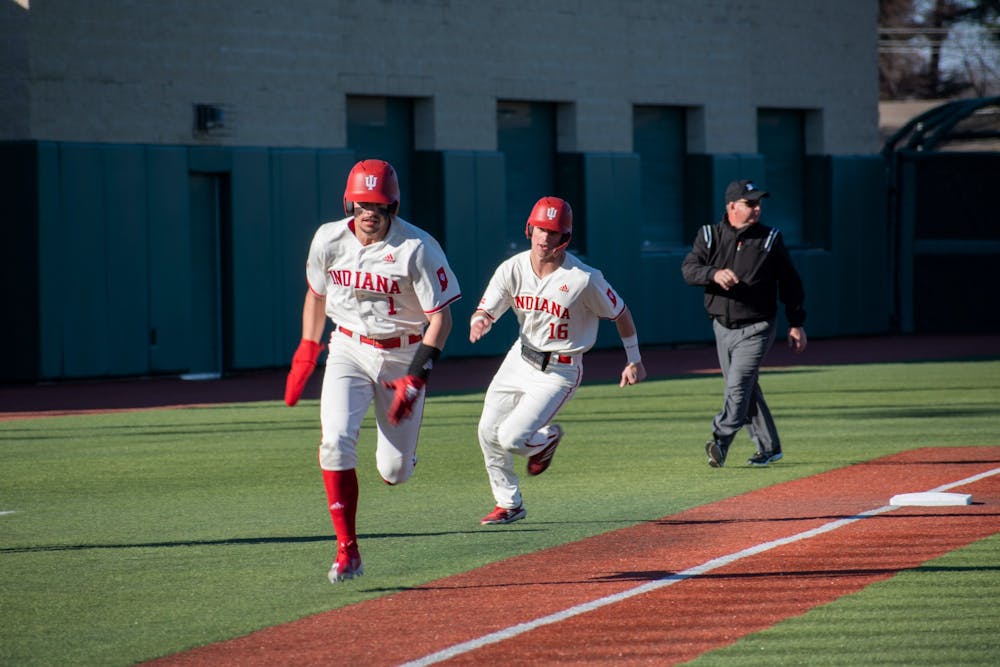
[399,466,1000,667]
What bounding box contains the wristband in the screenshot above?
[407,342,441,381]
[622,335,642,365]
[470,313,491,332]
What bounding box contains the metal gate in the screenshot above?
[882,96,1000,334]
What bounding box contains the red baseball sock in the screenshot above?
[322,468,359,547]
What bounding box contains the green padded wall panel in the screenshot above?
[147,146,192,374]
[440,150,510,360]
[229,149,273,369]
[103,144,150,376]
[580,153,642,351]
[57,144,109,378]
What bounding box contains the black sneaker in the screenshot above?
[705,439,727,468]
[747,449,783,466]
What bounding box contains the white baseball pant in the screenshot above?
[318,330,425,485]
[478,342,582,508]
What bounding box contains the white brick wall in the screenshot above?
[2,0,879,154]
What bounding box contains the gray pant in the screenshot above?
[711,318,780,455]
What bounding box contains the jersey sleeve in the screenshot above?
[582,269,627,320]
[304,226,330,295]
[411,237,462,313]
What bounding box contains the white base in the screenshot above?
[889,492,972,507]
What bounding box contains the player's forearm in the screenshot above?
[301,291,327,342]
[403,308,450,383]
[615,307,642,366]
[422,307,452,350]
[614,307,638,339]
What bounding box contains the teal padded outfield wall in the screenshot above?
[1,141,890,383]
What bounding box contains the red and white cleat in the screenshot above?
[480,505,527,525]
[527,424,564,476]
[328,540,364,583]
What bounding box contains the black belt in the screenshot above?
[521,344,574,371]
[715,317,765,330]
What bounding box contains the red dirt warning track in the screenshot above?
[149,446,1000,666]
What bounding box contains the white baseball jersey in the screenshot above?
[305,217,461,337]
[477,250,626,355]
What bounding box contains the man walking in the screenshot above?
[681,180,807,467]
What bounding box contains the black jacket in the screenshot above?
[681,217,806,328]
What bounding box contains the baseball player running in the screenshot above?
[470,196,646,525]
[284,159,461,583]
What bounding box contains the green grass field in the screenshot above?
[2,359,999,665]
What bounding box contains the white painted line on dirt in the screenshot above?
[399,466,1000,667]
[931,467,999,492]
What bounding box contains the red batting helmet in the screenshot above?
[525,196,573,252]
[343,159,400,215]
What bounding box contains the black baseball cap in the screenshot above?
[725,180,770,203]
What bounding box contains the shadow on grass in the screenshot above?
[0,528,508,553]
[10,508,991,554]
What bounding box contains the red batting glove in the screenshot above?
[284,339,322,406]
[383,375,426,426]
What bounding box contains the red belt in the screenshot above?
[552,354,573,364]
[339,327,422,349]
